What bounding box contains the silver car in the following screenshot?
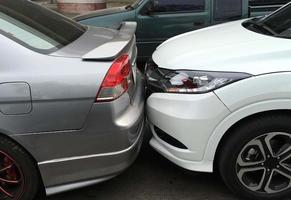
[0,0,144,199]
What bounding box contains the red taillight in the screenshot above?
[96,54,132,102]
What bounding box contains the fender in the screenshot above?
[204,99,291,163]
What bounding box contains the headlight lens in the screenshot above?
[146,63,252,94]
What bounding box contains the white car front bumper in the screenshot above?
[147,92,230,172]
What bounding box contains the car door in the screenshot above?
[136,0,211,62]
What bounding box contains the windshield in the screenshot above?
[244,3,291,38]
[0,0,86,54]
[261,4,291,37]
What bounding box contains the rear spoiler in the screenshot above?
[82,21,137,61]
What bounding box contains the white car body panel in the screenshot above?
[152,20,291,75]
[215,72,291,111]
[204,99,291,164]
[150,138,213,172]
[148,19,291,172]
[147,92,230,162]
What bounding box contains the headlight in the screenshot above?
[146,62,252,94]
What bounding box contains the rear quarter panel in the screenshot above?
[0,34,111,134]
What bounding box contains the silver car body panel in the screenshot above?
[0,19,144,195]
[83,22,137,60]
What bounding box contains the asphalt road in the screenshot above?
[45,128,244,200]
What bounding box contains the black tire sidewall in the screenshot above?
[219,114,291,200]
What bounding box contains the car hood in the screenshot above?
[152,20,291,75]
[74,6,128,21]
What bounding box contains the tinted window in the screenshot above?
[0,0,86,54]
[214,0,242,21]
[153,0,205,13]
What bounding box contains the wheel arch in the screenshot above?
[0,132,45,191]
[203,99,291,172]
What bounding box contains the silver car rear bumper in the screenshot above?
[44,123,144,195]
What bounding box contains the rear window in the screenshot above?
[0,0,86,54]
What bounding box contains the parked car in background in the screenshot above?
[75,0,289,63]
[146,2,291,200]
[0,0,144,199]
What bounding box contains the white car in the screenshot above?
[146,3,291,200]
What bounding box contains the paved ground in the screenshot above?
[46,129,242,200]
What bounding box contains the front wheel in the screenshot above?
[219,114,291,200]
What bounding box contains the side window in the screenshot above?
[153,0,205,13]
[214,0,242,21]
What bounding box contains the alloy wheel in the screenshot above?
[0,151,24,199]
[236,132,291,194]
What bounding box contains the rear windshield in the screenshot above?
[0,0,86,54]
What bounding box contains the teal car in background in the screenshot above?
[76,0,289,63]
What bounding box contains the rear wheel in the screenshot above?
[219,114,291,200]
[0,135,40,200]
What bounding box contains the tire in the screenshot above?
[219,114,291,200]
[0,135,40,200]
